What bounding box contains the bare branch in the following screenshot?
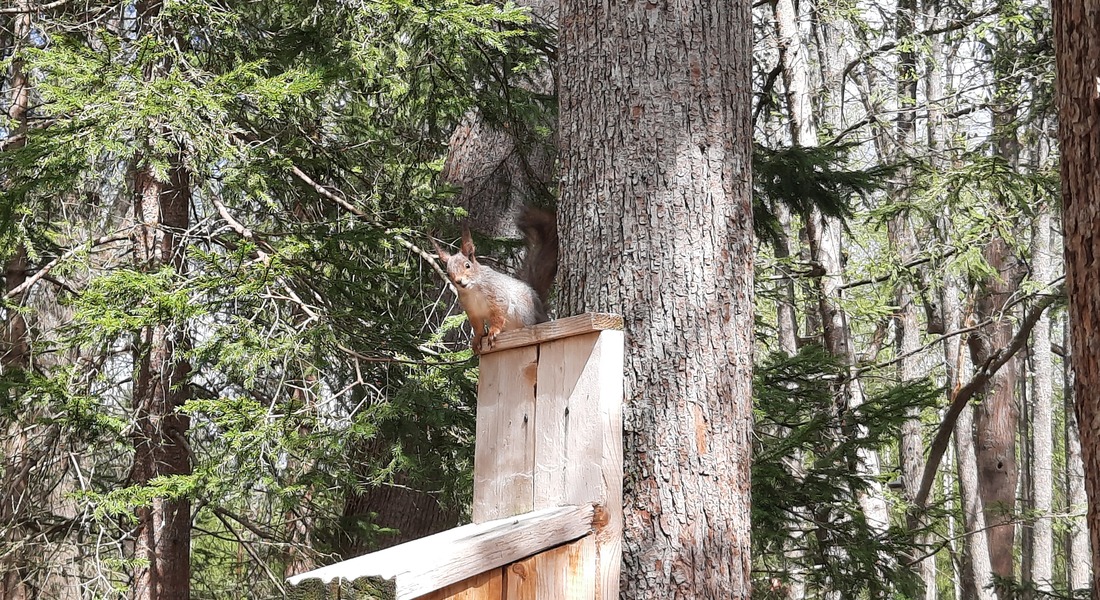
[912,289,1061,509]
[334,342,468,366]
[840,249,957,290]
[282,158,452,287]
[841,8,1000,83]
[4,234,130,300]
[0,0,71,15]
[210,508,288,596]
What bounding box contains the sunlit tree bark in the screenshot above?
[558,1,754,596]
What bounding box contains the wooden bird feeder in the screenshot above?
[288,313,625,600]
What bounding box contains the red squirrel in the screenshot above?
[432,208,558,354]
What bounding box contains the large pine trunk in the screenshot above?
[1052,1,1100,593]
[557,2,754,597]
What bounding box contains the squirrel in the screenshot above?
[432,207,558,354]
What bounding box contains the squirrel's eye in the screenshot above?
[464,262,471,269]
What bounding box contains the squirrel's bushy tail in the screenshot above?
[517,206,558,306]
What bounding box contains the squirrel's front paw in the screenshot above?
[485,326,502,351]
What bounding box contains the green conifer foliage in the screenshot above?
[1,0,551,595]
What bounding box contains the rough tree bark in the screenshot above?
[557,1,753,597]
[1052,1,1100,594]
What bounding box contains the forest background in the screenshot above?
[0,0,1082,598]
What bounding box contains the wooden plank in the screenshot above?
[479,313,623,355]
[503,536,597,600]
[473,345,538,522]
[415,568,502,600]
[530,329,624,600]
[591,330,624,600]
[287,505,595,600]
[533,333,603,509]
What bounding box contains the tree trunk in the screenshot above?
[341,474,463,553]
[969,233,1022,583]
[129,160,192,600]
[771,1,813,595]
[1,2,34,597]
[1052,3,1100,593]
[806,210,891,533]
[956,400,999,600]
[1063,316,1090,591]
[440,0,557,237]
[971,18,1026,582]
[1027,208,1054,592]
[778,0,890,540]
[943,271,998,600]
[892,0,935,595]
[558,1,753,597]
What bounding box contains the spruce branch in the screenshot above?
[285,162,453,289]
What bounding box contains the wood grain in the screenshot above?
[414,568,502,600]
[478,313,623,355]
[504,536,597,600]
[533,332,602,509]
[287,505,595,600]
[592,331,624,600]
[473,345,538,522]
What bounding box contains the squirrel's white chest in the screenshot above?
[456,285,526,329]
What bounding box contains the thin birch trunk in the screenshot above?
[1028,208,1054,591]
[1063,316,1090,591]
[771,1,814,594]
[892,0,935,594]
[787,0,891,541]
[943,272,998,600]
[806,211,891,535]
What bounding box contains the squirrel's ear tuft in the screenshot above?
[429,235,450,261]
[460,227,477,258]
